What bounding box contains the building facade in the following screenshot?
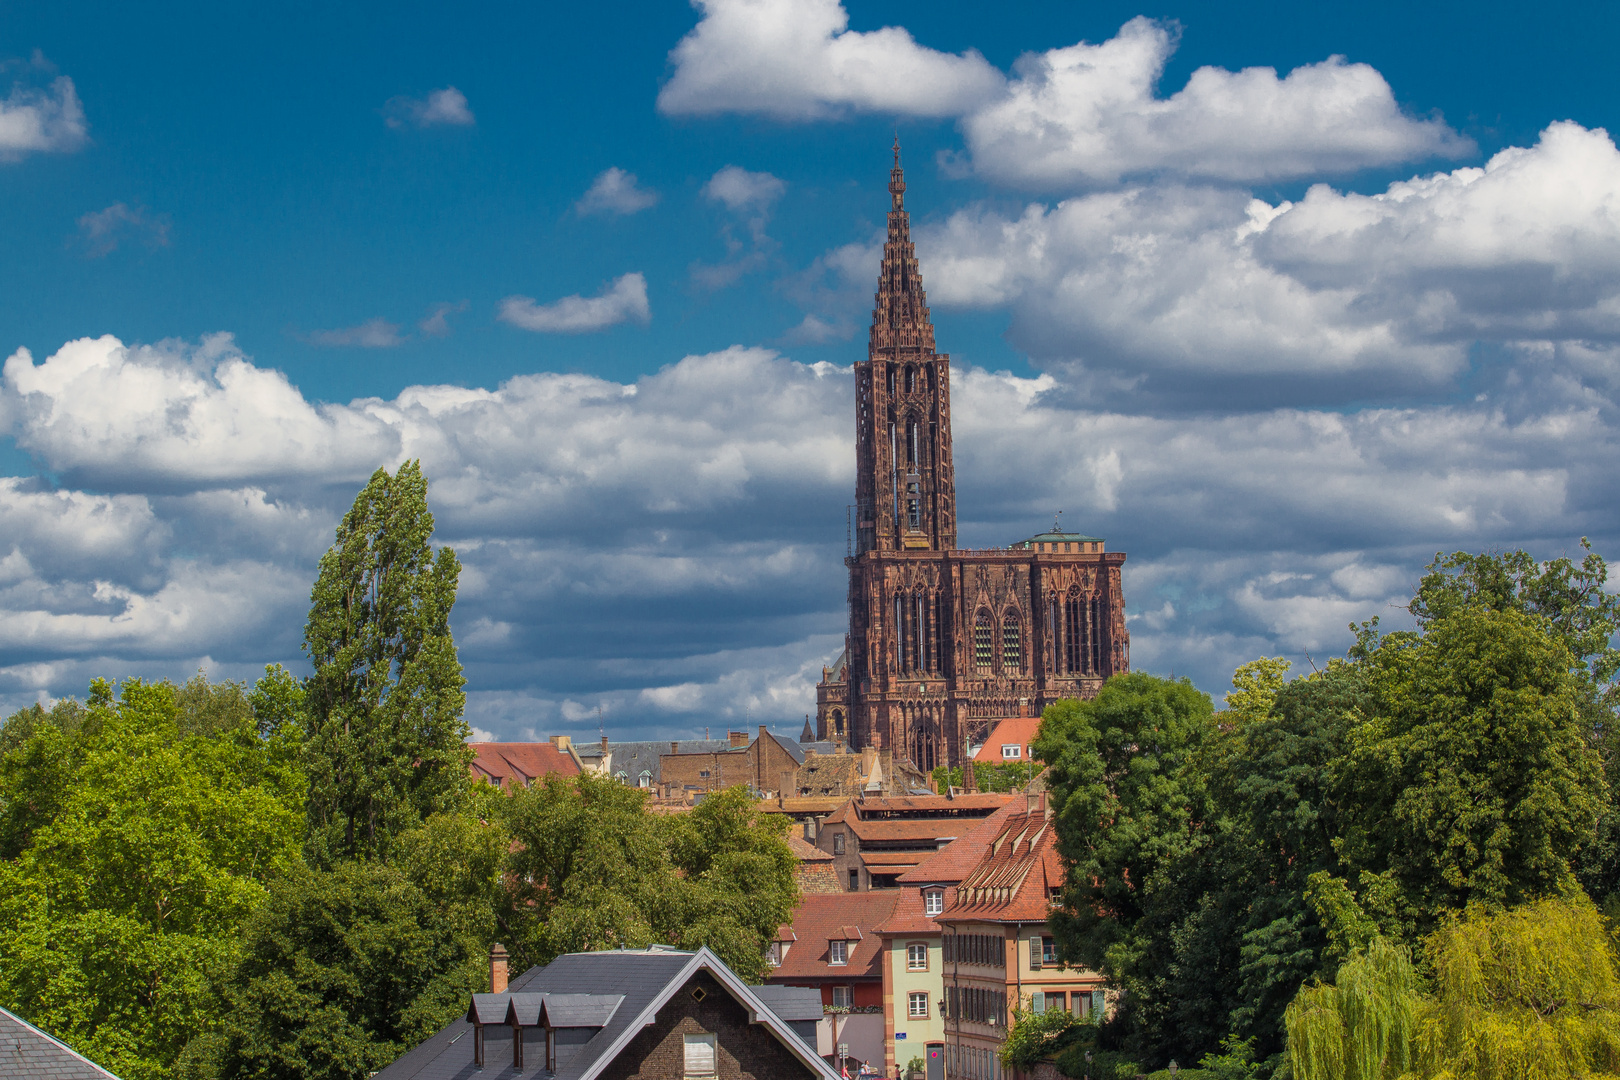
[816,146,1130,772]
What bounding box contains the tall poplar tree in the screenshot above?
[303,461,470,865]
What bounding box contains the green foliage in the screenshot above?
[1198,1035,1261,1080]
[1285,936,1419,1080]
[1036,673,1226,1064]
[210,838,498,1080]
[498,775,799,981]
[1410,540,1620,687]
[0,677,305,1080]
[303,460,470,865]
[930,758,1042,793]
[1001,1004,1087,1070]
[1341,605,1603,935]
[1413,895,1620,1079]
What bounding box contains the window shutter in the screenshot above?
[1030,935,1043,968]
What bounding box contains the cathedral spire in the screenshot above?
[870,140,936,357]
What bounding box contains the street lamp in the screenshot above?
[1168,1062,1178,1077]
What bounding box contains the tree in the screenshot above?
[1284,936,1419,1080]
[497,774,800,981]
[1035,673,1223,1063]
[0,678,304,1080]
[1338,605,1604,937]
[1413,895,1620,1078]
[303,460,470,865]
[209,821,503,1080]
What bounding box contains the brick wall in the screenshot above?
[597,971,818,1080]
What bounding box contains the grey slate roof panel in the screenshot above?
[540,994,623,1028]
[0,1006,123,1079]
[373,947,839,1080]
[746,984,824,1022]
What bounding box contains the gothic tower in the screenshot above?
[815,145,1130,776]
[854,140,957,556]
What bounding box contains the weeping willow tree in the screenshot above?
[1285,936,1420,1080]
[1413,896,1620,1080]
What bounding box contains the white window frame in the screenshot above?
[908,991,929,1018]
[683,1033,717,1077]
[831,985,853,1008]
[907,943,927,971]
[1001,744,1021,759]
[829,939,848,965]
[923,889,943,916]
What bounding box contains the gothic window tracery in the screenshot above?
[1002,613,1022,673]
[1064,587,1085,674]
[905,365,917,393]
[974,611,994,673]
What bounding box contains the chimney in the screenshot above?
[1027,789,1047,816]
[601,734,610,752]
[729,730,749,748]
[549,735,572,751]
[490,943,509,994]
[758,724,769,742]
[672,742,680,754]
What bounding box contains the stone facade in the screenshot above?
[816,145,1130,773]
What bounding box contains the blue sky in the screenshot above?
[1,0,1618,740]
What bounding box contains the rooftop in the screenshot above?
[0,1006,122,1080]
[769,892,900,983]
[972,716,1046,765]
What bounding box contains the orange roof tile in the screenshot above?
[876,885,945,937]
[939,804,1063,924]
[973,716,1045,764]
[468,742,580,787]
[787,833,834,862]
[896,801,1024,885]
[770,892,900,982]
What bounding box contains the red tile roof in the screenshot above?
[787,833,834,862]
[896,801,1024,885]
[939,804,1063,924]
[973,716,1045,764]
[827,793,1013,819]
[769,891,900,982]
[469,742,581,787]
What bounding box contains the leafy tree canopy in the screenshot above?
[303,460,470,865]
[0,676,305,1080]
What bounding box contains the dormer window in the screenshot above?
[830,939,848,965]
[1002,744,1021,760]
[924,889,944,916]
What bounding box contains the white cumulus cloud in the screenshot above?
[499,273,651,333]
[576,167,660,216]
[384,86,475,129]
[0,74,87,159]
[962,17,1471,187]
[658,0,1005,119]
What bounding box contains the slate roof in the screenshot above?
[375,946,838,1080]
[0,1005,122,1079]
[973,716,1045,764]
[579,740,733,786]
[748,984,824,1024]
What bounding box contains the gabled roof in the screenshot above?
[972,716,1045,764]
[468,742,580,787]
[896,801,1023,886]
[939,806,1064,924]
[0,1005,122,1079]
[769,891,899,983]
[378,947,838,1080]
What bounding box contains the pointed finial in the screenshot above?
[1053,509,1063,533]
[893,133,900,168]
[889,137,906,209]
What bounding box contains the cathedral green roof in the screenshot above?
[1019,531,1103,545]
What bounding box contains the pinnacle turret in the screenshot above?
[870,141,936,357]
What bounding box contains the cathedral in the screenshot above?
[814,145,1130,772]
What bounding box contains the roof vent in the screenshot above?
[691,986,708,1002]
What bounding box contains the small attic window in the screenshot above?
[690,986,708,1002]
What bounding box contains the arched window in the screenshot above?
[895,595,906,673]
[832,710,845,737]
[907,482,920,530]
[907,419,919,467]
[905,365,917,393]
[1065,588,1085,673]
[1002,614,1022,672]
[974,611,994,673]
[887,365,896,396]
